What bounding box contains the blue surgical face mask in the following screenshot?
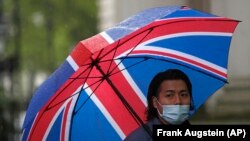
[156,100,190,125]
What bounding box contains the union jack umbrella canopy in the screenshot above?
[22,6,239,141]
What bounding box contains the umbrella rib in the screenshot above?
[46,78,104,111]
[107,40,120,75]
[111,57,149,76]
[73,78,105,115]
[94,27,153,66]
[94,40,121,62]
[47,59,102,110]
[44,65,94,110]
[85,57,148,77]
[108,28,154,76]
[92,57,152,138]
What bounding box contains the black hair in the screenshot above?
[146,69,193,121]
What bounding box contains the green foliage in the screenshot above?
[1,1,98,139]
[5,0,98,72]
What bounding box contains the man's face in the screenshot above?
[153,79,191,113]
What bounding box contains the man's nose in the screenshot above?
[174,95,181,105]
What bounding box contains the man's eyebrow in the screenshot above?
[180,90,189,93]
[165,90,189,93]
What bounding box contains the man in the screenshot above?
[124,69,193,141]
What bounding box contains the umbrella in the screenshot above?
[22,6,239,141]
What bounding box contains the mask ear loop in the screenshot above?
[153,96,163,115]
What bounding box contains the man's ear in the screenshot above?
[152,96,158,109]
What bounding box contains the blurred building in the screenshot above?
[98,0,250,122]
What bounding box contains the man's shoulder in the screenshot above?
[123,125,151,141]
[123,118,160,141]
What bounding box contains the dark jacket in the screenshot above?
[123,118,190,141]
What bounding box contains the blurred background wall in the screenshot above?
[0,0,249,140]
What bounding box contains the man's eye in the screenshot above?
[166,93,173,97]
[180,93,189,97]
